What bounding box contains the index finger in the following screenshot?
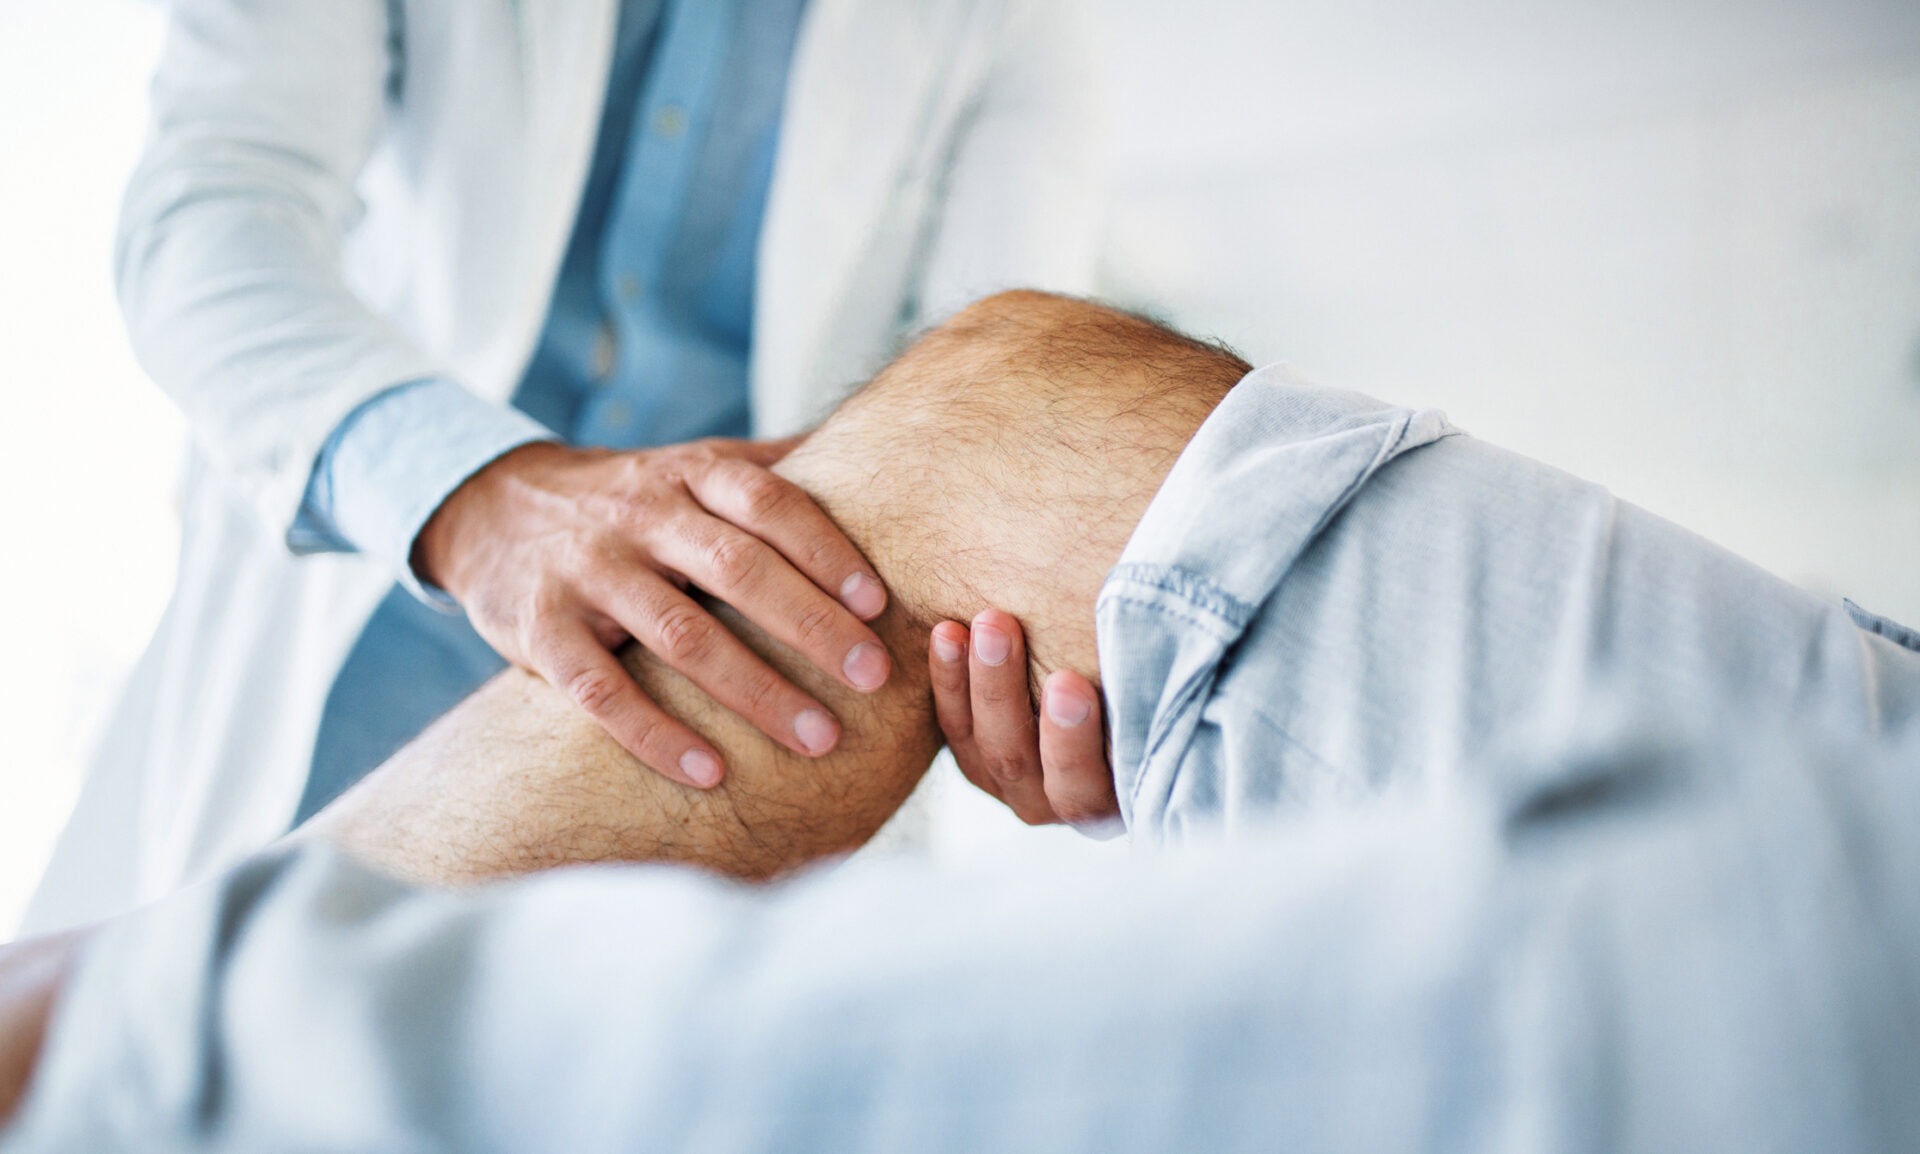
[967,610,1055,826]
[689,457,888,623]
[531,625,725,789]
[929,621,1006,805]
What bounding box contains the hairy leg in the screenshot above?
[300,598,940,885]
[298,292,1246,885]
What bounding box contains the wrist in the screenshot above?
[311,380,558,601]
[412,440,577,596]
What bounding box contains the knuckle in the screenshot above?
[703,533,762,588]
[987,752,1036,786]
[564,665,629,716]
[521,632,556,671]
[931,663,969,698]
[465,588,514,637]
[632,448,695,493]
[734,469,795,522]
[792,600,842,649]
[651,603,717,664]
[792,533,846,576]
[611,490,661,530]
[560,532,617,579]
[734,667,788,719]
[523,620,576,667]
[976,675,1030,709]
[589,616,630,649]
[937,704,975,744]
[624,714,673,761]
[685,440,726,466]
[664,442,720,481]
[617,453,663,490]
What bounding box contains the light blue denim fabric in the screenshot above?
[1103,365,1920,845]
[7,712,1918,1154]
[8,369,1920,1152]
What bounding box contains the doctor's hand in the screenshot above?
[930,610,1122,837]
[415,439,892,789]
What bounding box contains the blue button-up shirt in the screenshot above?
[292,0,809,818]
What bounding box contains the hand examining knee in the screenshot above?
[931,613,1120,834]
[300,292,1247,883]
[298,593,939,885]
[414,434,894,789]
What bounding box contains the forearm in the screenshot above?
[299,600,941,885]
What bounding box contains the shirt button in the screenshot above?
[654,104,688,138]
[591,324,617,380]
[616,274,642,301]
[601,400,634,433]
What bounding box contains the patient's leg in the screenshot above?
[300,599,941,884]
[300,292,1246,885]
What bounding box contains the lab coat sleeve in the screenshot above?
[913,0,1106,318]
[115,0,451,543]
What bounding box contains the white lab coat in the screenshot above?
[23,0,1101,933]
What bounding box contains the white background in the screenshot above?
[4,0,1919,933]
[1,2,179,935]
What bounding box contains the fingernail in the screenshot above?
[840,573,886,620]
[794,708,839,755]
[680,749,723,788]
[1046,686,1092,728]
[931,629,964,664]
[974,623,1011,667]
[843,641,890,691]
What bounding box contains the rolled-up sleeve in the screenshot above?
[292,379,555,603]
